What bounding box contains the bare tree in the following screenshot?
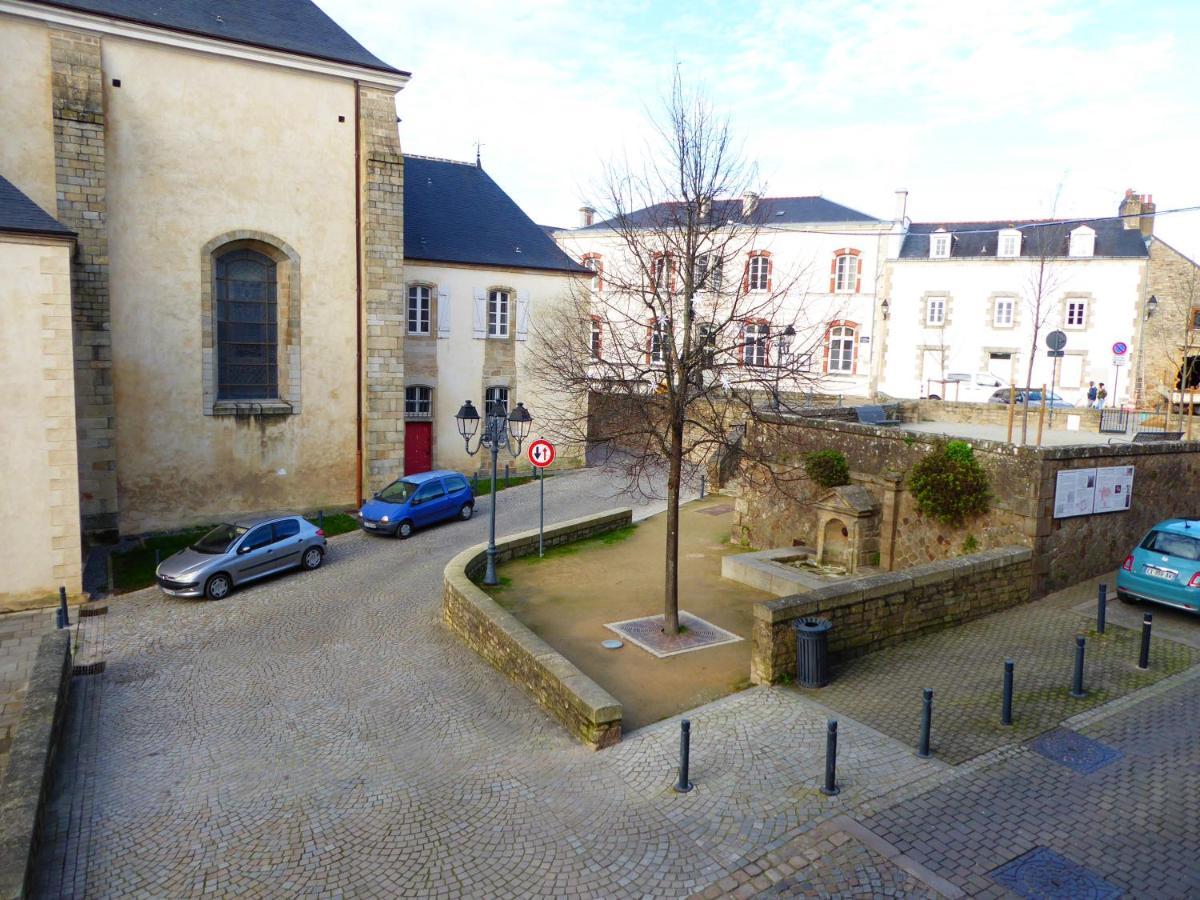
[529,75,826,634]
[1018,217,1070,443]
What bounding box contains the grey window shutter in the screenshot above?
[437,288,451,338]
[473,289,487,339]
[516,290,530,340]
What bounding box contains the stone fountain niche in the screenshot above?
[814,485,880,574]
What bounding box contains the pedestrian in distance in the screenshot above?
[1086,381,1098,407]
[1095,383,1108,409]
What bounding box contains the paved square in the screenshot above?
[606,610,743,657]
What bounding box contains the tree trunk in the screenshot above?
[663,409,685,634]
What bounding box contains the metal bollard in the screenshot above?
[1002,659,1014,726]
[917,688,933,758]
[106,553,114,594]
[318,510,325,530]
[699,474,706,499]
[1097,583,1107,635]
[1138,613,1153,670]
[57,586,69,630]
[1071,636,1087,698]
[674,719,693,793]
[821,719,840,795]
[505,463,510,487]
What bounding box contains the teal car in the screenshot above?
[1117,519,1200,613]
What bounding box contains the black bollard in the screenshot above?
[106,553,114,594]
[674,719,693,793]
[699,474,706,499]
[318,510,325,530]
[1097,583,1107,635]
[917,688,933,758]
[1138,614,1153,670]
[57,586,69,630]
[1002,659,1014,726]
[1070,635,1086,698]
[821,719,840,796]
[505,463,510,487]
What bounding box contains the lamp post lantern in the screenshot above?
[773,324,796,410]
[455,398,533,586]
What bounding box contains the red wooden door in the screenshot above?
[404,422,433,474]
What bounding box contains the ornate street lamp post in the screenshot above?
[455,398,533,586]
[774,324,796,411]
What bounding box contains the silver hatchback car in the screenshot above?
[155,514,326,600]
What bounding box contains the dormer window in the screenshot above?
[930,229,951,259]
[998,228,1022,259]
[1069,225,1096,258]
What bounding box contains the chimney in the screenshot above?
[894,189,909,222]
[1118,190,1155,236]
[741,192,759,218]
[699,198,712,220]
[579,206,595,228]
[1139,193,1156,237]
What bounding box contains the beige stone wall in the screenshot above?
[1138,238,1200,402]
[0,237,83,605]
[94,37,364,533]
[898,399,1102,431]
[0,16,55,213]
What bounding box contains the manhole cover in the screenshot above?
[990,847,1121,899]
[601,639,623,650]
[604,611,742,658]
[1029,729,1123,774]
[698,503,734,516]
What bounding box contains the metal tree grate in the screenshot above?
[1029,729,1124,775]
[604,611,742,658]
[990,847,1122,899]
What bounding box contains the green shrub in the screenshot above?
[962,534,979,554]
[909,442,990,525]
[804,450,850,488]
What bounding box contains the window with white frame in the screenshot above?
[404,385,432,418]
[834,253,858,293]
[695,254,722,291]
[488,289,510,337]
[926,296,946,326]
[993,297,1015,328]
[748,255,769,292]
[589,316,602,359]
[583,255,602,291]
[743,321,769,367]
[407,285,431,335]
[1065,298,1087,328]
[697,322,717,366]
[998,229,1021,258]
[484,386,509,417]
[653,255,671,290]
[649,319,668,364]
[1068,226,1095,258]
[930,232,951,259]
[827,325,855,373]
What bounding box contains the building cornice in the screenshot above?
[405,257,589,277]
[0,0,409,91]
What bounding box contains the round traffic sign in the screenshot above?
[1112,341,1128,355]
[528,439,556,468]
[1046,330,1067,351]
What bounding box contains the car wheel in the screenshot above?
[397,520,414,539]
[459,502,474,521]
[205,573,232,601]
[1117,590,1139,605]
[301,546,324,570]
[928,394,941,401]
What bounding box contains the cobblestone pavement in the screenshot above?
[796,596,1197,764]
[861,669,1200,898]
[0,607,56,779]
[31,468,943,898]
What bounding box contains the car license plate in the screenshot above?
[364,521,377,529]
[1143,565,1176,581]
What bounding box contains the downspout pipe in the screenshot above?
[354,83,364,507]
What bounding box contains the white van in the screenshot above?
[927,372,1009,402]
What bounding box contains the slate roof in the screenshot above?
[578,196,881,232]
[900,219,1148,259]
[27,0,404,75]
[0,175,74,237]
[404,156,589,274]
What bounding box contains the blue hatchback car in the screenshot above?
[1117,519,1200,613]
[359,470,474,538]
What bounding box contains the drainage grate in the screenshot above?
[697,503,734,516]
[990,847,1121,899]
[1030,729,1124,775]
[604,610,742,658]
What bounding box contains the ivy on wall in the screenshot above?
[804,449,850,488]
[909,440,990,525]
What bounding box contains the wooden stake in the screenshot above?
[1189,394,1195,440]
[1036,384,1047,446]
[1006,384,1016,444]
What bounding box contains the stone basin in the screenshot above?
[721,546,881,596]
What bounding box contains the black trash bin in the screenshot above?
[793,617,832,688]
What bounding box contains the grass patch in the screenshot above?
[307,512,358,537]
[471,473,551,497]
[514,524,638,566]
[110,527,211,592]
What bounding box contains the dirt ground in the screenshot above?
[489,497,770,731]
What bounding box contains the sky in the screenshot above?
[320,0,1200,259]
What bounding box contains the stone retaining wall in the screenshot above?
[0,631,72,898]
[897,399,1102,431]
[443,510,630,750]
[751,547,1033,684]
